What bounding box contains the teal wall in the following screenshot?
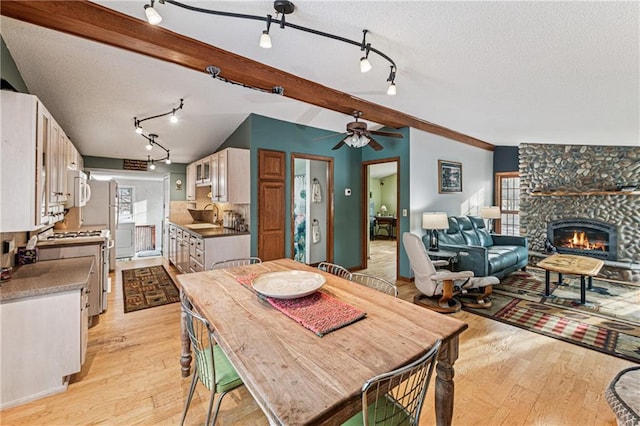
[221,114,411,273]
[83,156,188,201]
[362,127,411,277]
[1,36,29,93]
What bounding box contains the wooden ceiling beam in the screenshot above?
[1,0,494,151]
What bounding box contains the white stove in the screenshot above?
[38,229,110,242]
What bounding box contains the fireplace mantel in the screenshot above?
[531,190,640,197]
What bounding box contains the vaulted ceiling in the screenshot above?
[1,1,638,165]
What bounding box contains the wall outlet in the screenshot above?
[345,188,352,196]
[402,209,407,217]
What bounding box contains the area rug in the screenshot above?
[122,266,180,313]
[462,269,640,363]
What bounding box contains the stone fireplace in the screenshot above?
[519,143,639,281]
[547,218,617,261]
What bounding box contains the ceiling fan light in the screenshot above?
[358,135,370,147]
[360,57,372,73]
[144,4,162,25]
[259,31,272,49]
[387,81,397,96]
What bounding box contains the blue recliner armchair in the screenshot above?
[424,215,528,279]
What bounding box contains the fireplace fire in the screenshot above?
[547,218,617,261]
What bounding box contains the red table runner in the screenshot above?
[233,273,366,337]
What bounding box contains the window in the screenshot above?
[118,186,134,222]
[495,172,520,236]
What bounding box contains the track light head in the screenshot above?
[260,31,272,48]
[386,65,397,95]
[170,113,178,123]
[387,82,397,96]
[149,162,156,170]
[360,57,372,73]
[144,2,162,25]
[165,157,172,165]
[135,126,143,134]
[145,143,153,151]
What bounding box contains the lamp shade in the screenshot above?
[422,212,449,230]
[480,206,501,219]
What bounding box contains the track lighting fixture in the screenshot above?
[147,155,156,170]
[260,15,273,48]
[206,65,285,95]
[133,98,184,135]
[144,0,162,25]
[142,1,398,94]
[386,66,397,96]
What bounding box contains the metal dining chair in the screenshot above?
[317,261,352,280]
[342,340,442,426]
[179,293,244,426]
[211,257,262,269]
[350,272,398,297]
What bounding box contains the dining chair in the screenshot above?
[402,232,497,313]
[211,257,262,269]
[350,272,398,297]
[342,339,442,426]
[179,293,244,426]
[318,261,352,280]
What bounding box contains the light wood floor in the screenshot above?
[1,254,634,425]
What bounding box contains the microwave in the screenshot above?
[65,170,91,207]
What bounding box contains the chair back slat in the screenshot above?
[350,272,398,297]
[211,257,262,269]
[317,261,352,280]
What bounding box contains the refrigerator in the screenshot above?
[83,180,118,270]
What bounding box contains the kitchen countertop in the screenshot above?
[0,257,94,302]
[170,221,250,238]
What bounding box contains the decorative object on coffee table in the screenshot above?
[122,265,180,313]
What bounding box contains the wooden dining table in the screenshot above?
[176,258,468,425]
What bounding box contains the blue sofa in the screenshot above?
[423,215,528,279]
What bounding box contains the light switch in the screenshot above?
[402,209,407,217]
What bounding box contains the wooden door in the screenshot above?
[258,149,286,261]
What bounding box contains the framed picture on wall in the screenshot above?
[438,160,462,193]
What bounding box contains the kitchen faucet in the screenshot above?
[203,203,221,223]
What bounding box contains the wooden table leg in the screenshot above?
[179,289,192,377]
[435,336,459,426]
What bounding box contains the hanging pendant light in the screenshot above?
[144,1,162,25]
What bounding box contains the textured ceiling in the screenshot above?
[1,1,638,165]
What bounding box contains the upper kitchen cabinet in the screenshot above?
[195,156,212,187]
[1,92,52,231]
[186,163,196,202]
[210,148,250,204]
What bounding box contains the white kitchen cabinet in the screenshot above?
[169,225,178,265]
[196,155,211,186]
[0,290,85,409]
[203,234,250,269]
[1,92,52,231]
[176,228,190,273]
[38,243,103,317]
[186,163,196,202]
[210,148,250,204]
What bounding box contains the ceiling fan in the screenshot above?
[316,111,403,151]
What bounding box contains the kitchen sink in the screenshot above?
[185,223,220,230]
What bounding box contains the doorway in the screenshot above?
[290,153,334,265]
[362,159,399,282]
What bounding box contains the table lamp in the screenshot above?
[422,212,449,251]
[480,206,501,233]
[380,205,388,215]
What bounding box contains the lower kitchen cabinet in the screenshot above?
[168,224,250,272]
[0,291,85,409]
